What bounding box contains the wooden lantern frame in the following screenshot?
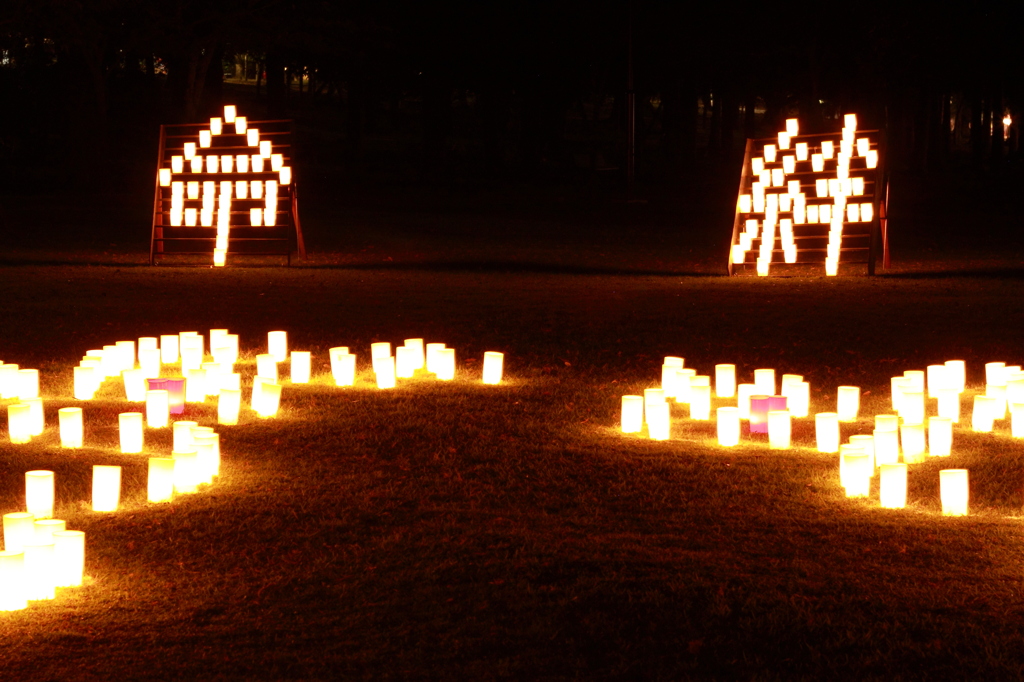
[727,126,889,276]
[150,117,306,265]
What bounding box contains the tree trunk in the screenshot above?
[266,51,286,118]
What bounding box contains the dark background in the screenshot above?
[0,1,1022,257]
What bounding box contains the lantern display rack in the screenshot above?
[150,111,306,266]
[727,116,890,276]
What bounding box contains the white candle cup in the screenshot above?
[985,362,1006,386]
[160,334,180,364]
[119,412,144,453]
[689,384,712,421]
[945,360,967,392]
[717,407,741,446]
[148,457,175,503]
[753,369,776,396]
[621,396,644,433]
[58,407,84,448]
[172,421,197,452]
[145,389,170,428]
[767,410,791,449]
[395,346,417,379]
[3,512,36,553]
[482,352,504,385]
[8,403,32,444]
[268,331,288,362]
[92,465,121,513]
[405,339,426,370]
[73,365,96,400]
[218,388,242,425]
[971,395,996,432]
[815,412,840,453]
[436,348,456,381]
[23,542,56,600]
[900,423,926,463]
[332,352,356,387]
[0,551,27,611]
[929,417,952,457]
[375,357,396,389]
[901,390,925,426]
[256,354,278,382]
[172,450,200,493]
[940,469,969,516]
[715,364,736,398]
[986,383,1008,420]
[849,434,875,470]
[936,388,961,424]
[122,368,147,401]
[290,351,311,384]
[737,383,756,420]
[1011,402,1024,438]
[25,470,55,519]
[873,428,900,466]
[17,368,39,399]
[647,402,670,440]
[52,530,85,588]
[842,448,871,497]
[33,519,65,544]
[879,463,908,509]
[836,386,861,422]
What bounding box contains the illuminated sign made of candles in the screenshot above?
[156,105,293,267]
[729,115,882,277]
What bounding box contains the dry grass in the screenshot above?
[0,256,1023,680]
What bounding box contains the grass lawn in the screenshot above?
[2,186,1024,679]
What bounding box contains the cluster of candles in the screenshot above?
[157,105,292,267]
[1,505,85,611]
[2,327,508,616]
[731,114,879,276]
[339,340,504,388]
[619,356,1023,516]
[0,363,42,444]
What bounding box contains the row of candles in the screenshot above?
[733,115,878,276]
[9,331,507,447]
[619,357,1022,515]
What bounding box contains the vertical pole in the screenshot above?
[150,124,167,265]
[626,11,635,200]
[727,139,754,275]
